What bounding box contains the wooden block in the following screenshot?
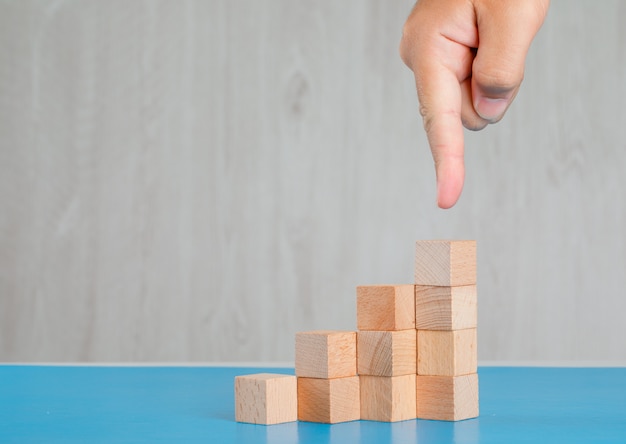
[417,329,477,376]
[415,285,477,330]
[295,331,356,379]
[356,285,415,331]
[360,374,417,422]
[234,373,297,425]
[357,330,416,376]
[416,374,479,421]
[297,376,360,423]
[414,240,476,286]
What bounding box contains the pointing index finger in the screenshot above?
[415,63,466,209]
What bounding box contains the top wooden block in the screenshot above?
[356,285,415,331]
[414,240,476,286]
[295,331,357,379]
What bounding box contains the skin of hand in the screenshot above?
[400,0,550,209]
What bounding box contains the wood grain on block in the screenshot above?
[416,374,479,421]
[415,285,477,331]
[360,374,417,422]
[295,331,356,379]
[357,330,416,377]
[414,240,476,286]
[234,373,297,425]
[297,376,360,423]
[356,285,415,331]
[417,329,477,376]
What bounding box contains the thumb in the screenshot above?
[472,0,549,122]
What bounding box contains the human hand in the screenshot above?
[400,0,549,208]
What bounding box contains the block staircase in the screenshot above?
[235,240,478,424]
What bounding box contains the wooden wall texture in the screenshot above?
[1,0,625,362]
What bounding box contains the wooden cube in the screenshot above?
[416,374,479,421]
[360,374,417,422]
[295,331,356,379]
[235,373,297,425]
[297,376,360,423]
[414,240,476,286]
[415,285,477,331]
[356,285,415,331]
[417,329,477,376]
[357,330,416,377]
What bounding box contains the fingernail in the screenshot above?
[474,97,509,122]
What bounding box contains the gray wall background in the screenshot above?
[1,0,624,363]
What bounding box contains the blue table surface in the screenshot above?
[1,366,625,443]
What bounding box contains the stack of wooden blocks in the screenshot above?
[235,240,478,425]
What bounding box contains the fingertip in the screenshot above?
[437,181,462,209]
[437,193,458,210]
[435,161,465,209]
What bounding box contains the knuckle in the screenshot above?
[399,37,412,67]
[473,67,523,93]
[421,108,461,137]
[399,21,420,68]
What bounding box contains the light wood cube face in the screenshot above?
[416,374,479,421]
[357,330,417,377]
[414,240,476,286]
[295,331,357,379]
[360,374,417,422]
[235,374,297,425]
[415,285,477,331]
[297,376,360,424]
[417,329,477,376]
[356,285,415,331]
